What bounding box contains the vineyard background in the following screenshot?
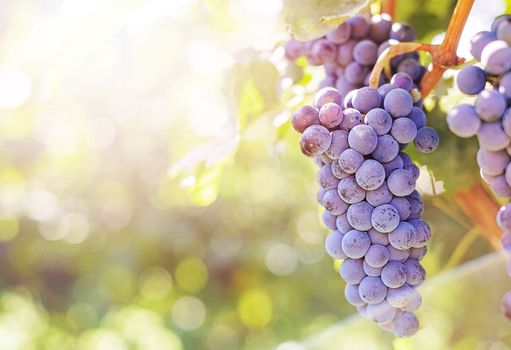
[0,0,510,349]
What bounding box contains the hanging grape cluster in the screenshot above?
[447,14,511,318]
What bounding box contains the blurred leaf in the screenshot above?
[249,60,280,105]
[237,80,265,130]
[282,0,373,40]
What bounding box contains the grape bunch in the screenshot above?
[292,72,439,337]
[284,14,425,100]
[447,14,511,318]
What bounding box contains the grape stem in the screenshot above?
[381,0,396,20]
[369,0,474,98]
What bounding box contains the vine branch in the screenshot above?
[381,0,396,19]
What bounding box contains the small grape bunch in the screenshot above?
[284,14,424,101]
[292,73,439,337]
[446,14,511,318]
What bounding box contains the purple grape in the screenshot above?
[319,76,336,89]
[338,148,364,174]
[384,88,413,117]
[326,21,351,44]
[387,169,416,196]
[343,90,356,109]
[492,15,511,33]
[292,105,320,133]
[346,202,374,231]
[456,65,486,95]
[392,311,418,337]
[381,261,407,288]
[403,259,425,285]
[314,87,343,109]
[363,259,383,276]
[475,90,506,122]
[446,104,481,138]
[489,174,511,197]
[477,122,510,151]
[388,221,416,250]
[317,164,340,189]
[325,130,349,159]
[414,127,439,153]
[325,230,347,259]
[348,124,378,155]
[345,62,369,85]
[320,153,334,164]
[284,40,305,60]
[382,156,404,177]
[498,204,511,231]
[407,196,424,221]
[322,189,349,215]
[476,148,509,175]
[348,16,370,39]
[369,14,392,43]
[388,245,410,262]
[319,103,344,128]
[368,228,390,246]
[409,246,427,260]
[353,40,378,66]
[358,276,387,304]
[397,58,422,81]
[344,284,365,306]
[300,125,332,156]
[322,210,337,230]
[364,108,393,136]
[339,258,366,284]
[371,135,399,164]
[386,283,417,308]
[406,107,426,129]
[311,39,337,64]
[366,300,396,324]
[389,23,415,42]
[378,83,397,99]
[338,175,366,204]
[502,232,511,252]
[402,292,422,312]
[502,108,511,138]
[339,108,363,131]
[506,163,511,187]
[390,197,411,220]
[391,117,417,144]
[371,204,400,233]
[498,72,511,98]
[365,244,390,268]
[336,213,353,233]
[352,87,381,113]
[337,40,357,66]
[481,40,511,75]
[317,188,327,205]
[331,161,349,179]
[355,159,386,191]
[366,182,393,207]
[469,31,496,60]
[390,72,413,91]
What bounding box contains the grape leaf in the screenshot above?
[282,0,373,40]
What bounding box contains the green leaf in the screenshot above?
[282,0,373,40]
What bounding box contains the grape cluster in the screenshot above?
[284,14,425,100]
[292,72,439,337]
[447,14,511,318]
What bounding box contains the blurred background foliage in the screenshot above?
[0,0,510,349]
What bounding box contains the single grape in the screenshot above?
[358,276,387,304]
[337,40,357,66]
[456,65,487,95]
[391,117,417,144]
[406,107,426,129]
[314,87,343,109]
[369,14,392,43]
[339,108,364,131]
[372,134,399,163]
[316,188,327,205]
[469,31,497,60]
[325,230,347,259]
[366,182,393,207]
[481,40,511,75]
[403,259,426,285]
[389,23,415,42]
[384,88,413,117]
[388,221,416,250]
[497,204,511,231]
[492,15,511,33]
[386,283,417,308]
[317,164,340,189]
[345,62,369,85]
[348,124,378,155]
[365,244,390,268]
[497,19,511,45]
[355,159,386,191]
[381,261,407,288]
[346,202,374,231]
[489,174,511,197]
[366,300,396,324]
[336,213,353,233]
[353,40,378,66]
[284,40,305,60]
[392,311,419,337]
[476,148,509,176]
[501,108,511,138]
[292,105,320,133]
[335,77,358,100]
[478,122,510,151]
[390,72,413,91]
[409,246,427,260]
[338,175,367,204]
[325,130,349,160]
[474,90,506,122]
[300,125,332,156]
[344,284,366,306]
[339,258,366,284]
[371,204,401,233]
[320,153,334,165]
[402,292,422,312]
[397,58,422,81]
[407,191,424,220]
[322,189,349,215]
[311,39,337,64]
[382,155,404,178]
[364,108,393,136]
[348,16,370,39]
[414,127,439,153]
[499,72,511,99]
[322,210,338,230]
[326,21,351,44]
[390,197,411,220]
[363,260,383,276]
[502,232,511,251]
[378,83,397,99]
[319,103,344,128]
[352,87,381,114]
[343,90,356,109]
[368,228,390,246]
[338,148,364,174]
[388,245,410,262]
[387,169,416,196]
[446,104,481,138]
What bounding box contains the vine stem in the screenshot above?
[381,0,396,19]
